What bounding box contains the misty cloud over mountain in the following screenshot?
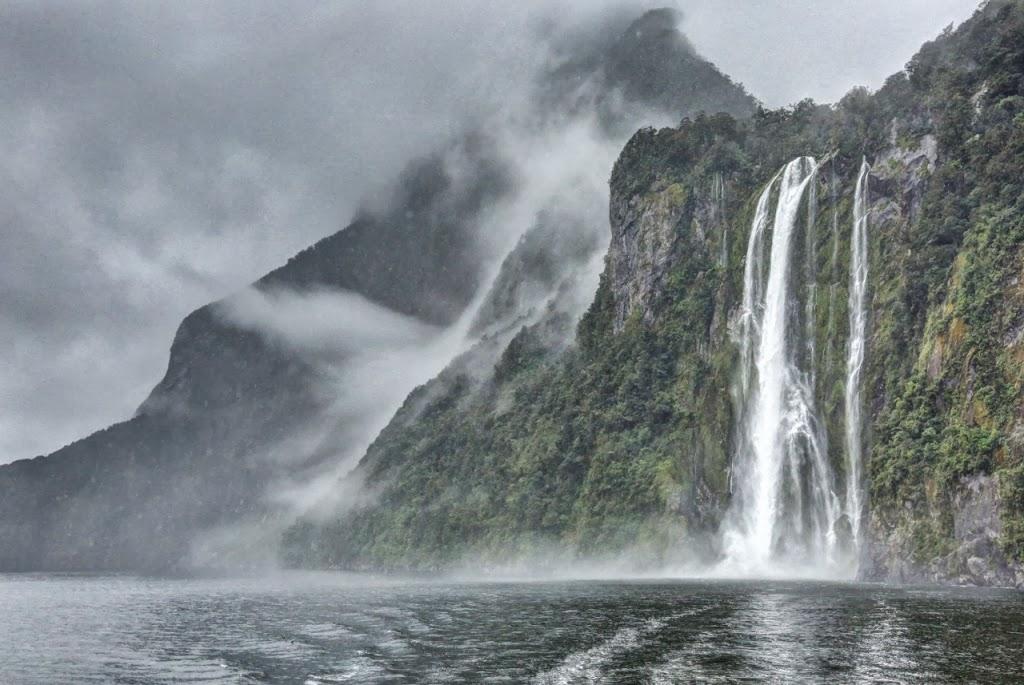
[1,0,763,571]
[1,0,979,463]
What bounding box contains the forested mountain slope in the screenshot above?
[287,0,1024,587]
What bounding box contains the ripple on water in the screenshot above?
[303,655,391,684]
[530,617,667,684]
[299,622,360,640]
[1,576,1022,684]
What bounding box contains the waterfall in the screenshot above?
[803,170,819,374]
[722,156,841,574]
[843,159,871,545]
[824,164,841,371]
[714,173,728,268]
[735,168,781,399]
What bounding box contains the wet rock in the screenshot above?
[607,181,689,332]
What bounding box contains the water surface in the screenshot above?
[1,573,1021,683]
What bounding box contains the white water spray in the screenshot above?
[843,159,871,544]
[722,157,842,575]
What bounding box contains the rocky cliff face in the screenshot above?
[603,2,1024,584]
[288,1,1024,587]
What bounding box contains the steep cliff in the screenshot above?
[288,0,1024,586]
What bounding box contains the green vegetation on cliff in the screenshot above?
[287,1,1024,584]
[863,1,1024,577]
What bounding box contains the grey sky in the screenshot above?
[683,0,981,106]
[0,0,981,463]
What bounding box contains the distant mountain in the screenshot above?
[541,8,755,133]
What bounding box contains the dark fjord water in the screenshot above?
[1,573,1021,684]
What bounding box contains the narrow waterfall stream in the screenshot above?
[714,172,728,267]
[722,157,843,576]
[844,159,871,546]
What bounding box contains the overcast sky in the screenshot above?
[1,0,981,463]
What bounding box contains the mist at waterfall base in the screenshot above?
[3,573,1022,684]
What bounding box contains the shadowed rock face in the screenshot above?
[0,9,756,572]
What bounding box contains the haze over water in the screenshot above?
[1,573,1021,683]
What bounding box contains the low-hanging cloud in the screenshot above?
[221,288,442,358]
[0,0,983,463]
[210,108,626,524]
[0,0,638,461]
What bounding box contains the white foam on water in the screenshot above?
[530,617,667,684]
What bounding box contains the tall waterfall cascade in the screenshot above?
[844,159,871,545]
[721,156,847,576]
